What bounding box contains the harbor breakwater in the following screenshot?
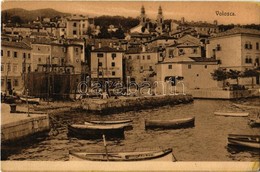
[81,94,193,114]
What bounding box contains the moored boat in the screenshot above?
[214,112,249,117]
[69,148,175,161]
[228,134,260,149]
[85,119,132,125]
[84,120,133,130]
[68,123,125,139]
[233,103,260,110]
[248,119,260,127]
[145,117,195,129]
[20,96,40,105]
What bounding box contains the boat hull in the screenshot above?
[87,119,133,125]
[69,148,175,161]
[84,121,133,131]
[20,97,40,104]
[145,117,195,129]
[248,119,260,128]
[68,125,125,139]
[214,112,249,117]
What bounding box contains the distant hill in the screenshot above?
[1,8,70,23]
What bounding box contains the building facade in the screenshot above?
[1,41,32,94]
[91,46,125,82]
[207,27,260,71]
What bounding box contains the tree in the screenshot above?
[227,69,241,85]
[112,27,125,39]
[97,26,111,39]
[11,16,23,24]
[242,68,259,88]
[86,26,93,38]
[211,68,229,89]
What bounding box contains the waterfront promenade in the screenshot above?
[1,103,50,144]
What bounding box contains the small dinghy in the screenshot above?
[68,123,126,139]
[233,103,260,110]
[20,96,40,105]
[85,119,132,125]
[214,112,249,117]
[145,117,195,129]
[248,119,260,128]
[69,148,175,161]
[228,134,260,149]
[84,120,133,130]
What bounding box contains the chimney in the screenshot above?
[213,20,218,25]
[98,42,102,48]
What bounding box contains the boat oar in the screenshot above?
[102,134,109,161]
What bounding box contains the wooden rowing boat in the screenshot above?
[233,103,260,110]
[145,117,195,129]
[214,112,249,117]
[84,120,133,130]
[69,148,175,161]
[20,96,40,105]
[85,119,132,125]
[248,119,260,127]
[228,134,260,149]
[67,123,125,139]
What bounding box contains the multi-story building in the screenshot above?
[1,41,32,94]
[156,56,219,93]
[90,46,125,82]
[207,27,260,71]
[165,34,204,58]
[171,18,219,37]
[124,47,162,83]
[65,14,94,39]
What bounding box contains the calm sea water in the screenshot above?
[3,99,260,161]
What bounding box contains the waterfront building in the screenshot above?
[156,56,219,93]
[124,46,162,84]
[207,27,260,71]
[1,41,32,94]
[90,46,125,83]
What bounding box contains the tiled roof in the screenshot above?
[173,20,217,28]
[31,32,49,36]
[22,37,53,45]
[212,27,260,38]
[92,46,125,52]
[1,40,31,50]
[125,47,141,54]
[189,57,218,62]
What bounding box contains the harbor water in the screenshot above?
[3,99,260,161]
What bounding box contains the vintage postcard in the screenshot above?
[1,1,260,171]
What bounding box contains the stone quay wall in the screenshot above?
[81,94,193,114]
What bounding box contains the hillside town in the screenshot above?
[1,5,260,100]
[1,3,260,166]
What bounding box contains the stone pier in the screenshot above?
[81,94,193,114]
[1,103,50,145]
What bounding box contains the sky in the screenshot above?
[1,1,260,25]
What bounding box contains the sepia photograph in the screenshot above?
[1,1,260,171]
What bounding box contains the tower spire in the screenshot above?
[140,5,146,25]
[158,5,162,15]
